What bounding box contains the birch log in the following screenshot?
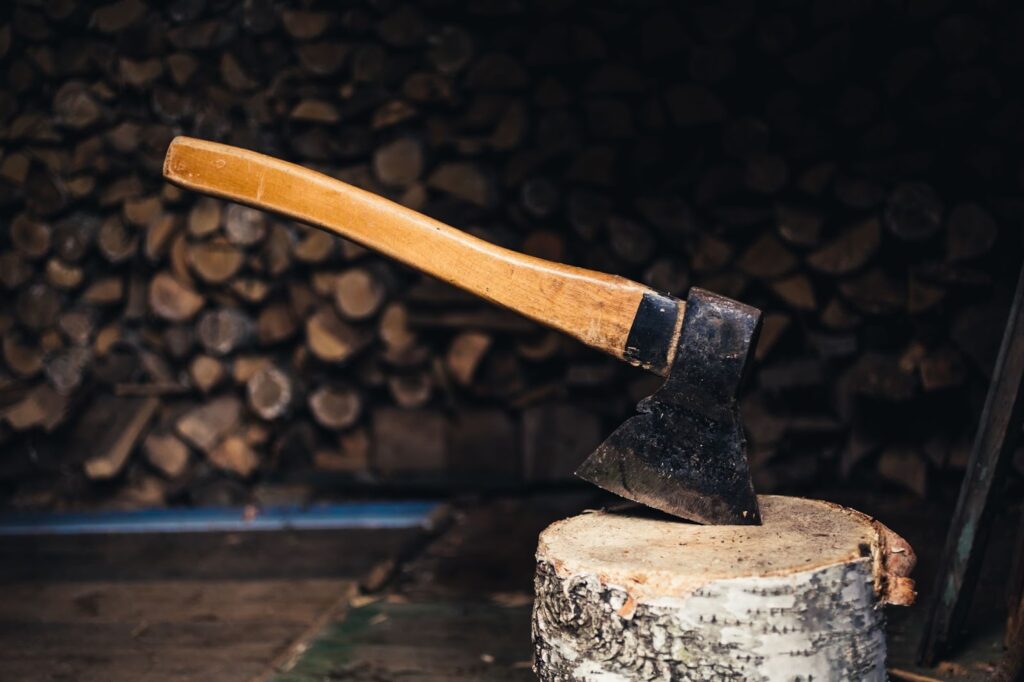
[532,495,916,682]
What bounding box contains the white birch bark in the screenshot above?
[533,495,916,682]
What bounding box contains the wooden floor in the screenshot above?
[0,579,351,681]
[0,529,418,682]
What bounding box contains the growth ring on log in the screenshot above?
[533,495,915,681]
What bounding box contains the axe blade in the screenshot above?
[576,288,762,525]
[575,401,760,525]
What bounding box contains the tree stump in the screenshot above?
[533,495,916,681]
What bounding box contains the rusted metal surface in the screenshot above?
[577,288,763,525]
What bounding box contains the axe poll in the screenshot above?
[164,137,762,526]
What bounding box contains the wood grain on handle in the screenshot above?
[164,136,667,367]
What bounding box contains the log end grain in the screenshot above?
[537,495,914,605]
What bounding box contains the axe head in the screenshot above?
[576,288,762,525]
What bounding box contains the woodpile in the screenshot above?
[0,0,1021,508]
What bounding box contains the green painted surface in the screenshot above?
[274,605,377,681]
[273,600,534,681]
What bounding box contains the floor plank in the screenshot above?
[0,526,419,682]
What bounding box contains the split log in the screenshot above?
[224,203,266,246]
[196,307,253,355]
[308,384,362,430]
[1,383,69,431]
[770,273,817,311]
[372,136,424,186]
[149,272,204,321]
[81,396,160,479]
[96,216,137,263]
[58,309,96,346]
[292,226,335,263]
[446,331,491,386]
[11,214,51,259]
[334,267,387,320]
[232,355,272,385]
[806,217,881,275]
[878,447,928,497]
[187,239,244,284]
[123,195,161,227]
[189,354,224,394]
[775,203,822,246]
[378,302,417,354]
[246,364,294,420]
[736,233,796,279]
[45,258,84,290]
[387,370,433,408]
[143,431,190,478]
[188,197,221,236]
[427,162,491,206]
[175,395,242,453]
[232,278,272,304]
[257,303,296,345]
[82,276,124,304]
[208,434,259,477]
[52,81,101,129]
[290,99,339,124]
[16,283,60,330]
[44,346,91,394]
[533,496,916,681]
[169,232,194,285]
[839,268,906,314]
[305,307,369,363]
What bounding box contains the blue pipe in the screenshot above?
[0,501,439,535]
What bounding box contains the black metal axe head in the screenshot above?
[576,288,763,525]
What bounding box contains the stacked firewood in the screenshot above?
[0,0,1021,508]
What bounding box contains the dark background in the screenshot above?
[1,0,1023,511]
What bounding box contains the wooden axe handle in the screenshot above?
[164,137,677,369]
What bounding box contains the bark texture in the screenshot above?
[533,495,915,682]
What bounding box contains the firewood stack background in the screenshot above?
[0,0,1022,509]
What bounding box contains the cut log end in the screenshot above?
[533,495,915,681]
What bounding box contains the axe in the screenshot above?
[164,137,763,526]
